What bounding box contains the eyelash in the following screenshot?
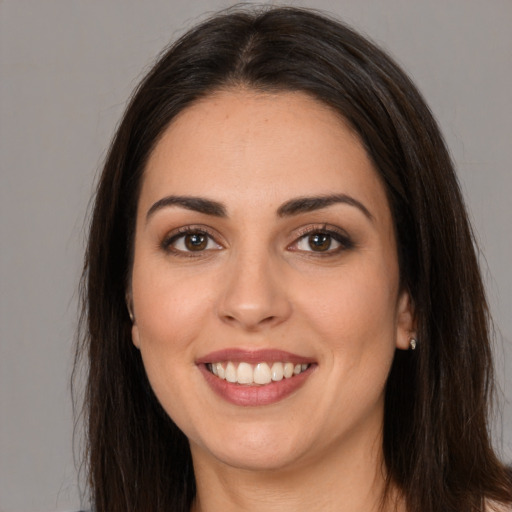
[161,226,222,257]
[160,224,354,257]
[289,224,355,255]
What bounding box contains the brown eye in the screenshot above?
[164,229,223,254]
[184,233,208,251]
[308,233,332,252]
[292,228,353,255]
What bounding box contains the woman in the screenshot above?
[75,6,512,512]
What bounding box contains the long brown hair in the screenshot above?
[74,6,512,511]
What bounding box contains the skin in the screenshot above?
[130,89,414,512]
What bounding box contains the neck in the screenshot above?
[190,426,403,512]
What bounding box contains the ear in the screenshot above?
[126,292,141,349]
[395,289,416,350]
[131,323,141,349]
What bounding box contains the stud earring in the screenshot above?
[126,301,134,322]
[409,337,417,351]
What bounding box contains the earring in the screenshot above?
[126,301,134,322]
[409,337,417,351]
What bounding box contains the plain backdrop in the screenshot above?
[1,1,511,511]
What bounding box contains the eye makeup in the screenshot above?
[158,221,356,261]
[160,225,223,257]
[289,223,355,255]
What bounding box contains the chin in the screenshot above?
[189,422,309,472]
[202,445,304,473]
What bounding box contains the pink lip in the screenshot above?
[196,348,316,407]
[196,348,314,365]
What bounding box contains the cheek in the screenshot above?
[292,257,400,389]
[299,266,398,341]
[296,264,399,423]
[130,262,216,396]
[133,260,214,343]
[131,267,216,432]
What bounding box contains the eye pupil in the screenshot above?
[185,233,207,251]
[309,233,331,251]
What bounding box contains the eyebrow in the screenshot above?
[146,195,227,222]
[277,194,374,221]
[146,193,373,222]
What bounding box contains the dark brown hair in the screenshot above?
[75,6,512,511]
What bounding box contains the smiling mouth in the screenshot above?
[207,361,311,386]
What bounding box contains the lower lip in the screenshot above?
[198,364,315,406]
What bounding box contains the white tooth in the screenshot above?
[254,363,272,384]
[293,364,301,375]
[211,363,218,376]
[284,362,294,378]
[237,362,254,384]
[271,362,284,381]
[301,363,308,371]
[225,362,237,383]
[216,363,225,379]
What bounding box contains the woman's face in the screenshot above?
[130,90,414,472]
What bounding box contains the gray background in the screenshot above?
[1,1,511,511]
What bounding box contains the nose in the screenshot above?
[216,250,292,331]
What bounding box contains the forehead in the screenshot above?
[139,89,390,221]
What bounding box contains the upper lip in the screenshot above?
[196,348,315,365]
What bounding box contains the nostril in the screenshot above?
[221,312,278,329]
